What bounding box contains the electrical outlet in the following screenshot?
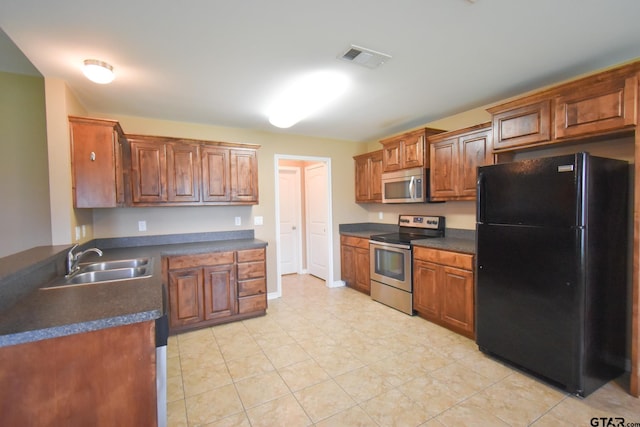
[138,220,147,232]
[81,225,86,238]
[378,212,384,220]
[234,216,241,226]
[75,226,81,241]
[254,216,263,226]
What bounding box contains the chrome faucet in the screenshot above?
[65,244,103,276]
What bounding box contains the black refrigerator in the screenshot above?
[476,152,628,397]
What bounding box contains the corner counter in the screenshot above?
[0,230,267,347]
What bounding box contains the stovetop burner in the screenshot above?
[370,215,445,245]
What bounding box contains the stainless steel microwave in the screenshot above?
[381,167,432,203]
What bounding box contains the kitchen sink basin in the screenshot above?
[78,257,150,272]
[68,267,151,284]
[42,258,153,289]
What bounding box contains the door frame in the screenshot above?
[273,154,334,299]
[277,166,302,276]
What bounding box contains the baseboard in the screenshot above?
[328,280,346,288]
[267,291,280,300]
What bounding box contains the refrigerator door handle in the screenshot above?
[477,171,485,223]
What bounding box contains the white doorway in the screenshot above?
[274,155,334,298]
[278,167,301,275]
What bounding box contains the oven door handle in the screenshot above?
[369,240,411,250]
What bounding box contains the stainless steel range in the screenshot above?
[369,215,445,315]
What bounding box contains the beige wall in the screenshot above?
[44,78,91,246]
[0,71,51,257]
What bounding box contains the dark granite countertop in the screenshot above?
[0,231,267,347]
[339,222,476,255]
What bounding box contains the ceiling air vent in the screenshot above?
[338,45,391,69]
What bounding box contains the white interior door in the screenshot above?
[305,163,328,280]
[278,167,301,275]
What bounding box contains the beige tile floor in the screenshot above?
[167,274,640,426]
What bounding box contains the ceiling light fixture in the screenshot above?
[82,59,115,84]
[268,71,349,129]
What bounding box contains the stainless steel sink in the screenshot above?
[78,257,150,272]
[68,267,150,284]
[42,257,153,289]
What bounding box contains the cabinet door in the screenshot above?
[402,133,425,169]
[492,100,551,150]
[369,151,383,201]
[167,143,200,203]
[413,259,440,320]
[555,75,638,139]
[355,155,371,202]
[168,268,204,328]
[70,119,123,208]
[341,243,355,287]
[459,129,491,198]
[430,137,458,200]
[230,149,258,202]
[201,146,230,202]
[440,265,474,337]
[203,265,236,320]
[381,140,402,172]
[354,247,370,295]
[131,140,167,203]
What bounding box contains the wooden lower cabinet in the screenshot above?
[0,321,157,426]
[413,246,475,338]
[340,235,370,295]
[166,248,266,333]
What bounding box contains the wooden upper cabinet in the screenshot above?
[354,150,382,203]
[429,123,491,201]
[130,137,167,204]
[167,142,200,203]
[430,137,458,199]
[379,128,443,172]
[69,116,128,208]
[488,63,640,152]
[554,74,638,139]
[230,149,258,203]
[130,137,259,206]
[489,100,552,150]
[459,128,492,197]
[201,146,230,202]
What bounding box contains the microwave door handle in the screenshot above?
[409,176,415,200]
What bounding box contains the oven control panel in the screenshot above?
[398,214,444,230]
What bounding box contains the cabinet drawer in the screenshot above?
[413,247,473,270]
[236,248,265,263]
[168,252,234,270]
[238,278,266,297]
[237,261,265,280]
[340,235,370,249]
[238,294,267,314]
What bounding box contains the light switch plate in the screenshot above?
[254,216,263,225]
[235,216,242,226]
[138,220,147,232]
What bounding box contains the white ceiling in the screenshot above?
[1,0,640,142]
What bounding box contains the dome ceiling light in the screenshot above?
[82,59,115,84]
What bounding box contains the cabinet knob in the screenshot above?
[90,152,96,161]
